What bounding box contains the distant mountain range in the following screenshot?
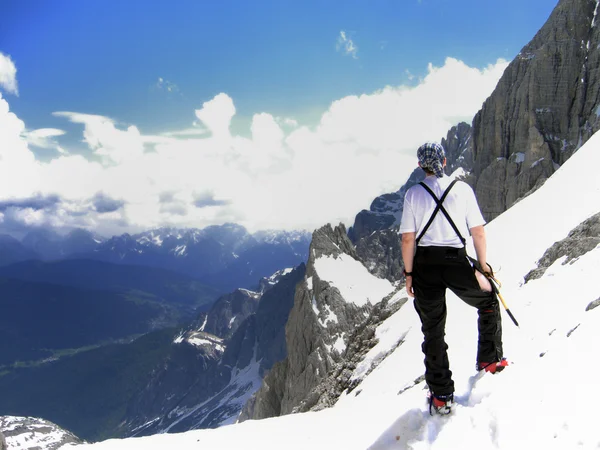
[0,223,310,373]
[0,224,311,292]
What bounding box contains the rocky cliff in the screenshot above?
[197,288,261,340]
[443,122,475,186]
[240,224,394,420]
[472,0,600,219]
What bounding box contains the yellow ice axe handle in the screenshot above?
[489,278,520,328]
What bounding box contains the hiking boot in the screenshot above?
[428,392,453,416]
[478,358,508,374]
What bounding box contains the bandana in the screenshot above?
[417,142,446,178]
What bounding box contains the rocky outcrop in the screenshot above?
[355,228,404,282]
[297,292,408,412]
[443,122,475,177]
[199,288,261,340]
[472,0,600,219]
[0,416,82,450]
[348,168,424,244]
[525,212,600,282]
[281,224,371,414]
[241,224,389,420]
[586,298,600,311]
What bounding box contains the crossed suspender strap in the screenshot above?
[416,179,467,246]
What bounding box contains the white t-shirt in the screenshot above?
[399,175,485,248]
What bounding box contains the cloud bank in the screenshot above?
[0,57,509,237]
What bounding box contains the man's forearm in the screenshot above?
[401,232,416,272]
[471,225,487,266]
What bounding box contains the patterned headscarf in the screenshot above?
[417,142,446,178]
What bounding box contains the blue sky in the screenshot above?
[0,0,558,236]
[2,0,555,136]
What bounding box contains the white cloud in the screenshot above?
[53,112,145,165]
[337,31,358,59]
[23,128,67,153]
[276,117,299,128]
[161,127,208,138]
[0,57,509,236]
[0,52,18,95]
[195,93,236,141]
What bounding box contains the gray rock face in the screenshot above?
[297,292,408,412]
[355,228,404,282]
[348,168,424,244]
[525,212,600,282]
[443,122,475,176]
[281,224,371,414]
[237,359,288,421]
[200,288,261,340]
[241,224,382,420]
[586,298,600,311]
[472,0,600,219]
[253,265,306,375]
[0,416,82,450]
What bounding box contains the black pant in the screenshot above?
[413,246,503,396]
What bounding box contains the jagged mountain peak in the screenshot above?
[310,223,358,260]
[252,229,311,245]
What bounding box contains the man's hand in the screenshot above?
[406,275,415,298]
[480,262,493,276]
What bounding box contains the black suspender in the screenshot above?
[416,180,467,246]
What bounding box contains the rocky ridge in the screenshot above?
[0,416,82,450]
[525,211,600,282]
[297,291,408,413]
[240,224,395,420]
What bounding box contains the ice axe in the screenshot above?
[468,257,520,328]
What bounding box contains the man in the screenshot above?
[399,142,506,415]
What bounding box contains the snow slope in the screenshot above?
[314,253,394,307]
[62,133,600,449]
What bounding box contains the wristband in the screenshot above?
[404,270,413,277]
